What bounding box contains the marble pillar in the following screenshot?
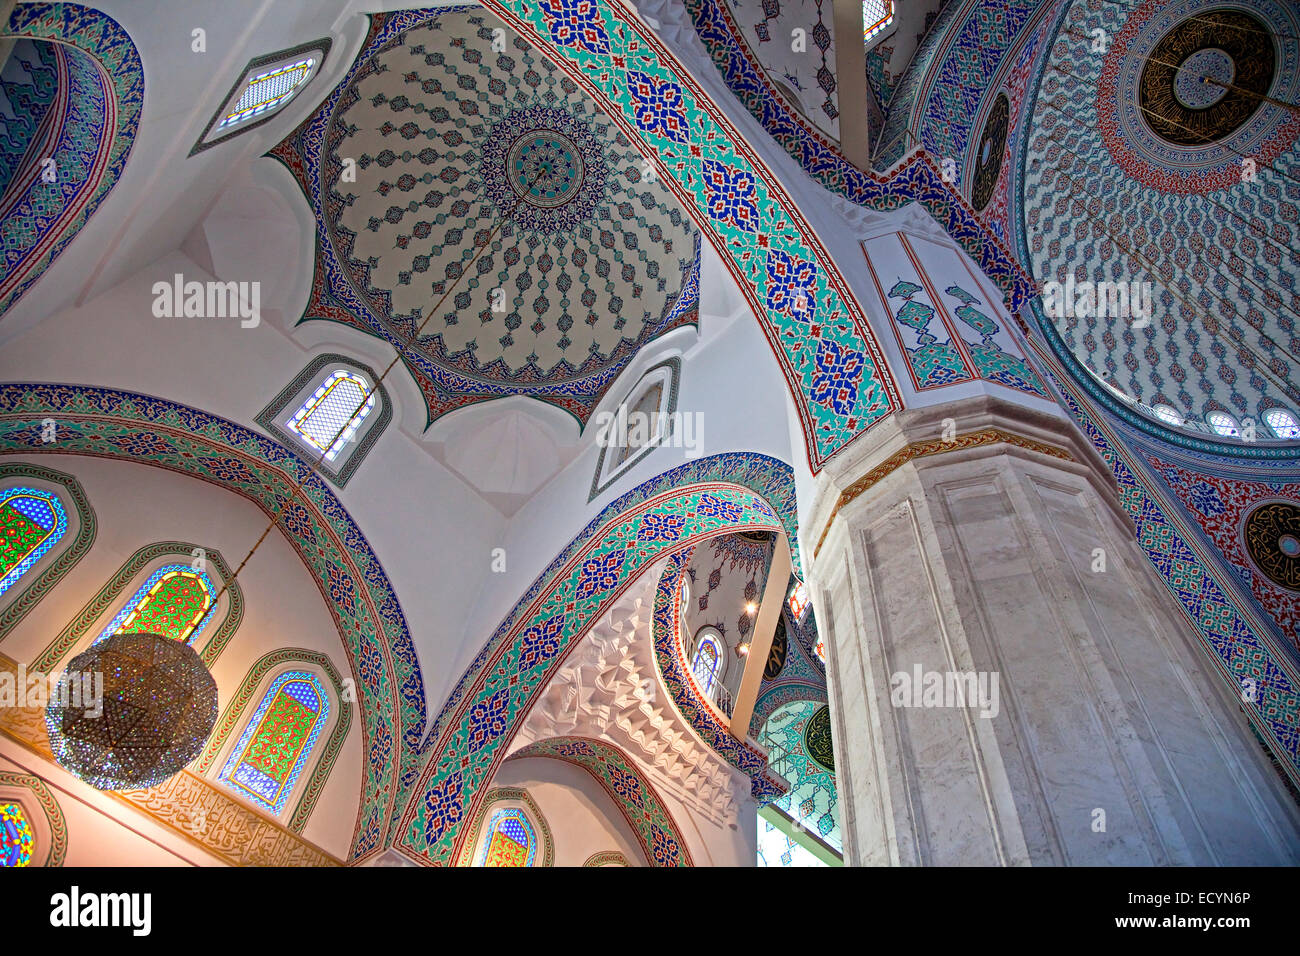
[804,395,1300,865]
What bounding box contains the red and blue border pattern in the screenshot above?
[650,548,782,798]
[508,736,693,866]
[397,452,799,864]
[1032,359,1300,790]
[0,2,143,317]
[684,0,1037,319]
[0,383,423,860]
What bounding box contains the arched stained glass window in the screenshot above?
[1207,411,1240,437]
[0,486,67,599]
[1264,408,1300,439]
[477,807,537,867]
[0,802,34,867]
[219,672,329,815]
[863,0,894,42]
[692,630,722,693]
[96,564,215,646]
[285,370,376,463]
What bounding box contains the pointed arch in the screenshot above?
[196,649,352,832]
[94,563,215,645]
[218,671,331,816]
[507,737,693,867]
[397,452,796,865]
[0,3,144,316]
[0,382,419,860]
[29,541,243,674]
[457,787,553,867]
[0,771,68,867]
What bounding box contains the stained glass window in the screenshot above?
[285,370,376,463]
[220,671,329,815]
[814,637,826,664]
[0,486,66,599]
[96,564,215,645]
[692,630,722,693]
[1207,411,1240,437]
[1264,408,1300,439]
[218,57,317,131]
[788,580,810,620]
[1152,404,1185,427]
[863,0,894,42]
[477,807,537,867]
[0,802,34,867]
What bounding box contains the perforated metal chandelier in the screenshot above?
[45,632,218,790]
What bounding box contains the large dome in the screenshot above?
[1021,0,1300,434]
[306,10,699,424]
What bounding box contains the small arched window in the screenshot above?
[286,370,376,462]
[1264,408,1300,439]
[191,40,330,155]
[0,802,34,867]
[257,355,390,488]
[692,629,723,693]
[1207,411,1240,437]
[590,358,680,499]
[96,564,215,645]
[478,807,537,867]
[219,671,330,815]
[1152,404,1184,427]
[0,486,67,599]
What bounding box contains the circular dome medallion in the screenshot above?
[1172,48,1234,109]
[971,93,1009,213]
[1139,11,1274,147]
[507,130,584,208]
[480,105,607,235]
[1244,502,1300,591]
[1095,0,1298,195]
[804,704,835,773]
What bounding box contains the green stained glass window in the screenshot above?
[0,486,67,598]
[220,672,329,815]
[96,564,216,645]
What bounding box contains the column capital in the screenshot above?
[802,394,1129,566]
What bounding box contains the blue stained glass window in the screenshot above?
[0,486,67,599]
[863,0,893,42]
[219,57,317,130]
[285,370,376,462]
[1,802,34,867]
[477,807,537,866]
[692,631,722,693]
[219,671,330,815]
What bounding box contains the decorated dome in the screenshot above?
[1020,0,1300,436]
[278,10,699,426]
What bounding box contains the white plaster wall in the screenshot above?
[0,454,361,858]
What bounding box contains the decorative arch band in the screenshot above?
[0,383,422,861]
[397,451,799,864]
[0,3,144,316]
[508,736,693,867]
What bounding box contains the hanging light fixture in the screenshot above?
[45,632,218,790]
